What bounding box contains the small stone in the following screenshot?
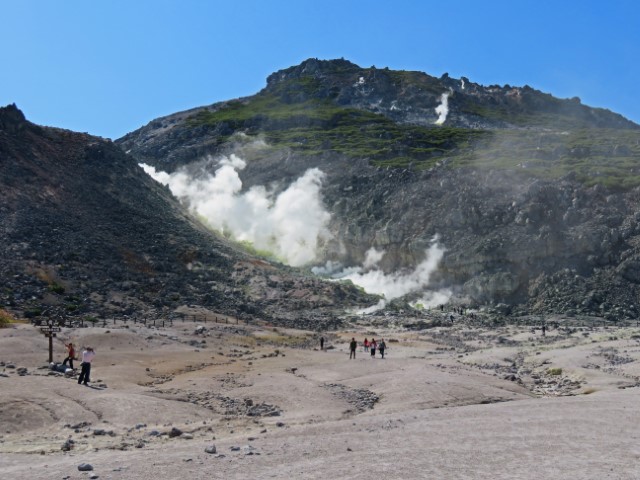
[276,422,285,427]
[61,439,74,451]
[78,463,94,471]
[205,445,217,454]
[168,427,183,438]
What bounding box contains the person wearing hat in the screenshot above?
[77,347,96,386]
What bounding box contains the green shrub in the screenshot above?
[0,309,16,328]
[547,367,563,376]
[48,282,66,294]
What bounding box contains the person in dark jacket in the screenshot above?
[349,338,357,359]
[378,339,386,359]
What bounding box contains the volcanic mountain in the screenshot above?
[117,58,640,321]
[0,103,373,327]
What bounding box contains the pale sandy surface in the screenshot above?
[1,319,640,479]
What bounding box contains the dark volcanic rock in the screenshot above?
[114,59,640,321]
[0,105,374,327]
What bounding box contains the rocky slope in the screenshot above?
[0,104,373,327]
[117,59,640,321]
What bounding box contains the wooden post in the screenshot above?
[39,321,61,363]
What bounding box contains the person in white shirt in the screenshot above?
[77,347,95,385]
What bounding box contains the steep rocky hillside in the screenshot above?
[0,104,373,327]
[117,59,640,321]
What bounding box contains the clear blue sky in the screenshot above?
[1,0,638,139]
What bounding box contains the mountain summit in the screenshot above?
[263,58,637,130]
[117,59,640,321]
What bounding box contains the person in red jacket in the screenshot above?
[62,342,75,370]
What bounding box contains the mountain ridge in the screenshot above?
[115,59,640,321]
[0,103,374,327]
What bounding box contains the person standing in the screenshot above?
[349,338,357,359]
[77,347,95,386]
[363,338,369,353]
[370,339,377,358]
[378,339,386,359]
[62,342,75,370]
[320,336,325,350]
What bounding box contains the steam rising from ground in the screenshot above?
[140,157,450,312]
[314,241,451,313]
[434,92,450,125]
[140,156,330,267]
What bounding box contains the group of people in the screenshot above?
[349,337,386,359]
[61,342,96,386]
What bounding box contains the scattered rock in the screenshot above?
[78,463,94,471]
[205,445,217,454]
[61,439,74,451]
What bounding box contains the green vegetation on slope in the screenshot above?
[188,78,640,189]
[189,91,487,170]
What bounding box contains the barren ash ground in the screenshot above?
[2,312,640,479]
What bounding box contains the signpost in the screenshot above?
[40,320,62,363]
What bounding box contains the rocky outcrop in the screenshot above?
[0,106,375,327]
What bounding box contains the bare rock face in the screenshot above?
[0,103,27,133]
[0,105,375,328]
[115,59,640,320]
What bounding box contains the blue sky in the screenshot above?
[1,0,638,139]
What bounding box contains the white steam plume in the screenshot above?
[363,247,385,269]
[140,156,330,267]
[434,92,450,125]
[410,288,452,310]
[325,239,451,313]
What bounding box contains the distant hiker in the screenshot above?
[62,342,75,370]
[450,314,454,323]
[440,304,444,312]
[378,339,386,359]
[542,324,546,336]
[320,336,325,350]
[349,338,357,359]
[77,347,95,386]
[370,339,377,357]
[363,338,369,353]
